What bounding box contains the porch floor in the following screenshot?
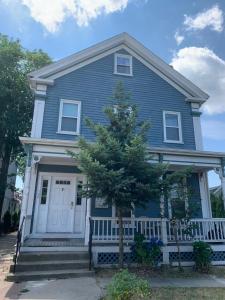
[23,238,85,247]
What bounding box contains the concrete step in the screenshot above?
[18,251,89,262]
[20,246,88,252]
[6,269,95,282]
[10,260,89,272]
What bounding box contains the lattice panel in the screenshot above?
[97,252,135,264]
[212,251,225,261]
[97,252,163,264]
[169,251,194,262]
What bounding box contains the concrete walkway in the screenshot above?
[2,274,225,300]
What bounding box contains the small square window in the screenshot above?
[163,111,182,143]
[58,100,81,135]
[114,54,132,76]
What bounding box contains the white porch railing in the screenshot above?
[91,217,225,244]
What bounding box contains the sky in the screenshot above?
[1,0,225,188]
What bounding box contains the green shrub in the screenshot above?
[12,211,20,230]
[106,269,151,300]
[193,241,212,273]
[3,210,11,233]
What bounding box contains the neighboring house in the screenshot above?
[17,33,225,276]
[1,162,20,220]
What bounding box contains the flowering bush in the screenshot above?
[106,269,151,300]
[130,233,163,267]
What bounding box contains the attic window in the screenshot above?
[114,53,132,76]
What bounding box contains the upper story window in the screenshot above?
[114,53,132,76]
[163,111,183,143]
[58,99,81,135]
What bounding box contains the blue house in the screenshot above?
[15,33,225,279]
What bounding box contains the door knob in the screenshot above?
[70,201,74,208]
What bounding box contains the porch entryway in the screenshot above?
[33,173,86,237]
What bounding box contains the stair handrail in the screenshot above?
[88,217,94,270]
[13,216,25,273]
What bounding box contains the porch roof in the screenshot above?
[20,137,225,170]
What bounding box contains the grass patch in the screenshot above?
[96,266,225,280]
[150,288,225,300]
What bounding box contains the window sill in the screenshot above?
[163,140,184,144]
[57,131,80,136]
[113,72,133,77]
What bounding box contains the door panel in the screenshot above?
[47,178,75,233]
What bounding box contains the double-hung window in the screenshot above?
[114,53,132,76]
[58,99,81,135]
[168,183,189,219]
[163,111,182,143]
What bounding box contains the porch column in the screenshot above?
[217,159,225,210]
[84,198,91,245]
[199,171,212,218]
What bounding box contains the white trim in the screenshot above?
[19,136,225,158]
[31,100,45,138]
[193,116,203,150]
[163,111,183,144]
[57,99,81,135]
[114,53,132,76]
[28,33,208,101]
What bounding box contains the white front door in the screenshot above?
[47,177,76,233]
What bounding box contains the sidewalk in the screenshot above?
[2,274,225,300]
[0,231,17,261]
[0,232,18,300]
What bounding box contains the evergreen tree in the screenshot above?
[70,82,167,267]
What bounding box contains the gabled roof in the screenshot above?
[29,32,209,102]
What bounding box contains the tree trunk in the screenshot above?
[174,222,183,272]
[118,209,124,269]
[0,142,12,219]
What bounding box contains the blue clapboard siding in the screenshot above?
[42,49,196,150]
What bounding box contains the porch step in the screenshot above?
[18,251,89,262]
[6,269,95,282]
[10,260,89,272]
[7,250,93,282]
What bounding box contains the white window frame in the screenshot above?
[163,111,183,144]
[114,53,133,76]
[57,99,81,135]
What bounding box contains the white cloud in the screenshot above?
[20,0,130,32]
[184,5,223,32]
[171,47,225,115]
[174,31,184,45]
[202,119,225,141]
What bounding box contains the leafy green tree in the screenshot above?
[70,82,167,267]
[0,34,51,218]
